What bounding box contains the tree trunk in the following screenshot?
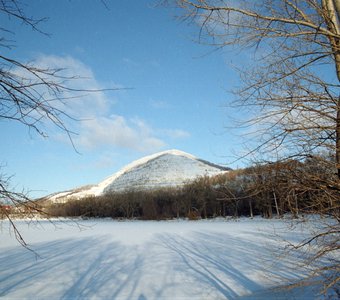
[273,189,280,217]
[323,0,340,179]
[334,0,340,20]
[249,199,253,218]
[203,203,207,219]
[267,200,273,219]
[294,189,299,217]
[234,199,238,218]
[337,98,340,179]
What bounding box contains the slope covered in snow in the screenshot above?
[46,150,229,202]
[104,149,228,193]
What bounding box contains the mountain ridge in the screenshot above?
[44,149,229,203]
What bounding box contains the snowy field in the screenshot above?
[0,217,331,299]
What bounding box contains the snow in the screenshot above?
[47,149,228,202]
[103,150,227,193]
[0,217,333,299]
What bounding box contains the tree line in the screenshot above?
[46,153,339,221]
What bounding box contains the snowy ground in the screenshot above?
[0,217,332,299]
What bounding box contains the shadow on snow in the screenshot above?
[0,229,312,299]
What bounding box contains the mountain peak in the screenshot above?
[155,149,196,159]
[46,150,228,202]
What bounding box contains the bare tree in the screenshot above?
[0,0,116,244]
[0,1,79,138]
[168,0,340,294]
[171,0,339,175]
[0,1,71,227]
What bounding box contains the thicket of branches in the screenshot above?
[166,0,340,293]
[0,0,115,232]
[171,0,340,174]
[0,0,78,223]
[46,154,338,221]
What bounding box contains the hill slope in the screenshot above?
[46,149,229,202]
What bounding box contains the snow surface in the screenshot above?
[0,217,333,299]
[104,150,227,193]
[47,149,228,202]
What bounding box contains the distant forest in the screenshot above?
[46,154,338,220]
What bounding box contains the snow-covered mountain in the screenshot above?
[46,149,229,203]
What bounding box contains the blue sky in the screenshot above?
[1,0,248,198]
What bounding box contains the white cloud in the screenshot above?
[33,54,114,118]
[92,153,117,170]
[77,115,166,153]
[150,100,171,109]
[18,54,189,153]
[122,57,140,68]
[162,129,191,139]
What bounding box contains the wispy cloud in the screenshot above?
[162,129,190,139]
[122,57,140,68]
[150,99,171,109]
[93,153,117,170]
[26,54,188,153]
[77,115,166,152]
[33,54,114,118]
